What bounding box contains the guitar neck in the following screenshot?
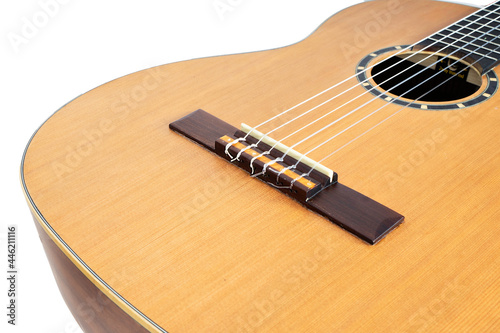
[420,1,500,73]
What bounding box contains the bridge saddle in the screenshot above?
[215,134,336,201]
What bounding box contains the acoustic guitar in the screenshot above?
[21,0,499,331]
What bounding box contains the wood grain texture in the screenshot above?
[22,0,500,332]
[171,109,404,244]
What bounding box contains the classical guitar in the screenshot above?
[22,0,499,332]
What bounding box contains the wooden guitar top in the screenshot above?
[22,0,500,331]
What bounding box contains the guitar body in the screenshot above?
[22,0,499,332]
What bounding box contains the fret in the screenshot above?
[441,27,493,45]
[448,8,500,35]
[472,9,500,20]
[474,6,500,15]
[431,3,500,40]
[447,25,500,41]
[436,20,500,47]
[480,8,496,14]
[435,33,500,56]
[428,37,498,60]
[470,13,500,25]
[416,2,500,73]
[443,28,500,48]
[480,3,500,18]
[463,19,500,33]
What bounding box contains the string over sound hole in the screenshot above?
[356,45,498,110]
[371,52,481,102]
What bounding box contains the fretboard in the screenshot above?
[419,1,500,74]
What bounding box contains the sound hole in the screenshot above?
[371,52,482,102]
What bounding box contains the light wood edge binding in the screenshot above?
[21,1,486,330]
[21,193,161,332]
[30,215,150,333]
[240,123,335,181]
[20,139,163,332]
[19,1,358,327]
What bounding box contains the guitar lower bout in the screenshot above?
[21,0,500,332]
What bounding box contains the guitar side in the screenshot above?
[22,1,500,332]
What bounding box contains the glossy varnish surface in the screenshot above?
[170,109,404,245]
[23,0,500,332]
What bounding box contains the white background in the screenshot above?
[0,0,490,332]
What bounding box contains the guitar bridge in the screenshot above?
[215,134,336,202]
[170,109,404,245]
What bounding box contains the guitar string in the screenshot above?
[288,33,500,189]
[239,12,496,168]
[315,65,485,164]
[252,19,500,179]
[314,50,496,168]
[235,8,500,167]
[246,2,497,133]
[224,2,498,158]
[291,42,500,194]
[261,7,500,145]
[228,5,499,165]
